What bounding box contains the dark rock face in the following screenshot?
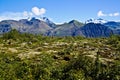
[79,23,113,37]
[0,23,11,34]
[42,17,57,28]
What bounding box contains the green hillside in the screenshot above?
[0,29,120,80]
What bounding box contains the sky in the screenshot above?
[0,0,120,23]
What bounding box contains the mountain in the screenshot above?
[0,21,11,34]
[49,20,114,37]
[24,17,52,35]
[0,17,120,37]
[78,23,113,37]
[104,21,120,29]
[49,20,84,36]
[0,17,52,35]
[103,21,120,35]
[41,17,57,28]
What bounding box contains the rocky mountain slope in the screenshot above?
[0,17,52,35]
[79,23,113,37]
[49,20,84,36]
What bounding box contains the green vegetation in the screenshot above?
[0,30,120,80]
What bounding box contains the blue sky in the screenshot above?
[0,0,120,23]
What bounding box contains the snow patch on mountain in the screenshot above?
[85,18,107,24]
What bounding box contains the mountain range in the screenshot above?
[0,17,120,37]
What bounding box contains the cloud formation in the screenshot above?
[113,12,119,16]
[0,7,46,21]
[97,10,120,17]
[97,11,106,17]
[0,12,33,21]
[32,7,46,16]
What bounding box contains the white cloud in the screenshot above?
[32,7,46,16]
[97,10,120,17]
[97,11,106,17]
[0,7,46,21]
[109,12,119,17]
[0,11,33,21]
[113,12,119,16]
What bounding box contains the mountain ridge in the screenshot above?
[0,17,120,37]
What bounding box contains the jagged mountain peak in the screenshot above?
[41,17,52,23]
[40,17,56,28]
[69,20,84,27]
[42,17,49,21]
[30,17,40,22]
[69,20,80,23]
